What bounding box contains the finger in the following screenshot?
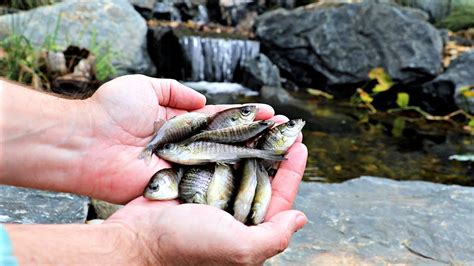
[150,78,207,110]
[247,210,307,260]
[265,143,308,219]
[268,115,288,124]
[127,196,180,208]
[196,103,275,120]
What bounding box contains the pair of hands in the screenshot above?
[79,75,308,264]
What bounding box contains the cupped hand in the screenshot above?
[105,141,308,265]
[78,75,275,204]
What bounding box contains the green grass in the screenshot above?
[436,5,474,31]
[6,0,57,10]
[0,16,119,89]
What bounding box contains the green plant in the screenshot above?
[88,29,118,81]
[436,4,474,31]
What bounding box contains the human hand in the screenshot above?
[105,137,308,265]
[76,75,275,203]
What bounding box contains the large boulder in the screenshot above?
[255,3,443,89]
[238,53,281,90]
[269,177,474,265]
[0,0,155,76]
[422,50,474,114]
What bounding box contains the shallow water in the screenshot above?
[202,88,474,186]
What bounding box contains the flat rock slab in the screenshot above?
[268,177,474,265]
[0,185,89,224]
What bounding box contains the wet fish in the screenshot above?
[233,159,258,223]
[139,112,210,164]
[206,164,235,210]
[156,141,285,165]
[258,119,306,154]
[250,163,272,224]
[179,167,214,204]
[143,168,183,200]
[207,105,257,130]
[258,119,306,174]
[182,120,275,144]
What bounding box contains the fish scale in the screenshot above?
[179,168,213,204]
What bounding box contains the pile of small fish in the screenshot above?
[140,105,305,224]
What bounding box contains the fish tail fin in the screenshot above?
[257,150,286,161]
[138,146,153,166]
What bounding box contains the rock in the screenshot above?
[255,3,443,88]
[0,0,155,76]
[129,0,156,10]
[238,53,281,90]
[422,50,474,114]
[148,26,259,82]
[0,185,90,224]
[90,199,123,219]
[268,177,474,265]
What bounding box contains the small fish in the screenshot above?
[250,163,272,224]
[182,120,275,144]
[233,159,258,223]
[258,119,306,173]
[207,105,257,130]
[206,164,235,210]
[258,119,306,153]
[156,141,285,165]
[143,168,183,200]
[139,112,210,164]
[179,167,214,204]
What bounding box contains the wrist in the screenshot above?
[5,223,145,265]
[0,81,94,194]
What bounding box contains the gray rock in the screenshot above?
[268,177,474,265]
[0,185,90,224]
[129,0,156,10]
[240,53,281,90]
[0,0,155,76]
[422,51,474,114]
[255,3,443,88]
[91,199,123,219]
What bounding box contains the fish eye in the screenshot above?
[148,183,159,191]
[163,144,172,149]
[240,106,252,116]
[288,120,296,127]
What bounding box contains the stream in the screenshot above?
[190,83,474,187]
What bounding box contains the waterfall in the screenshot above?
[179,36,259,82]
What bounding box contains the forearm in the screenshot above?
[0,79,93,193]
[4,223,145,265]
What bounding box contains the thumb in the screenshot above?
[248,210,307,261]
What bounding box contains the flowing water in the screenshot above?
[195,84,474,186]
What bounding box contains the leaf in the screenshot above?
[357,88,373,103]
[392,117,405,138]
[307,88,334,99]
[368,67,394,93]
[396,92,410,108]
[462,90,474,98]
[469,119,474,128]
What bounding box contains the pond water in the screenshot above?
[200,86,474,186]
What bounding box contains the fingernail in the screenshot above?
[295,214,307,231]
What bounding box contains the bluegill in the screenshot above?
[258,119,306,154]
[143,168,183,200]
[206,164,235,210]
[183,120,274,144]
[233,159,258,223]
[207,105,257,130]
[156,141,285,165]
[139,112,210,164]
[179,167,214,204]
